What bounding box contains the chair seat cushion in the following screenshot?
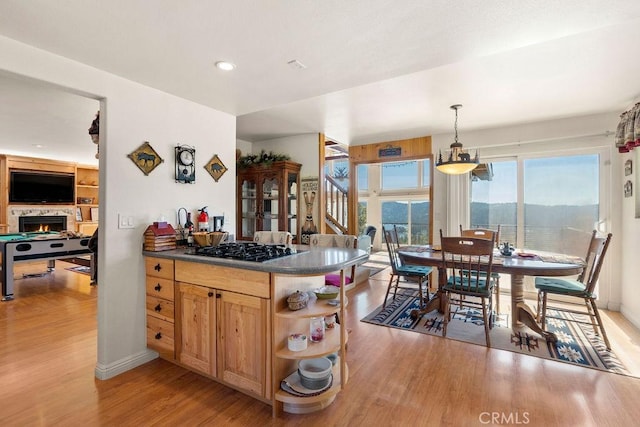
[325,274,354,287]
[444,276,491,296]
[535,277,587,294]
[461,269,499,279]
[396,265,432,276]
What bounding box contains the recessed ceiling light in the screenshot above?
[215,61,236,71]
[32,144,45,148]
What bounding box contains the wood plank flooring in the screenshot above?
[1,261,640,426]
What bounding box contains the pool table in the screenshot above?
[1,232,92,301]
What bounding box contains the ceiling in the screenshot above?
[1,0,640,162]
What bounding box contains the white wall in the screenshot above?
[251,134,319,178]
[236,138,253,156]
[620,149,640,328]
[431,112,639,328]
[1,35,237,378]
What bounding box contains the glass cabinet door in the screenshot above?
[240,176,258,240]
[261,176,280,232]
[237,162,301,242]
[286,170,298,241]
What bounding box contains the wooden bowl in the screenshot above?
[192,232,209,247]
[209,231,228,246]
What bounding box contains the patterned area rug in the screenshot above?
[361,291,631,377]
[361,251,390,277]
[65,265,91,276]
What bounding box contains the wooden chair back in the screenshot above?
[253,231,293,245]
[308,233,358,281]
[580,230,612,294]
[459,225,500,247]
[382,226,403,274]
[440,231,496,294]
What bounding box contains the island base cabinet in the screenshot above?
[175,281,271,399]
[146,316,175,359]
[177,282,216,376]
[218,291,271,400]
[145,257,175,360]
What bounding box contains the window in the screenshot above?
[357,164,368,191]
[358,158,433,247]
[471,153,602,256]
[381,200,430,245]
[382,161,418,190]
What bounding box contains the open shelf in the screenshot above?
[275,357,348,407]
[276,296,347,319]
[275,327,347,359]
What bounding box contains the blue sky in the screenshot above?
[472,154,599,206]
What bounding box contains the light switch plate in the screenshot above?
[118,213,135,229]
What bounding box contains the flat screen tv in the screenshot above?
[9,170,75,204]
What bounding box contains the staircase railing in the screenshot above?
[325,175,349,234]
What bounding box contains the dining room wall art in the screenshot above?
[624,180,632,198]
[128,141,164,175]
[204,154,227,182]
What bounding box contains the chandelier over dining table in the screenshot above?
[435,104,479,175]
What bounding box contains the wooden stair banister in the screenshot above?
[325,175,349,234]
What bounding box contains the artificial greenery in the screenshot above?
[237,150,291,168]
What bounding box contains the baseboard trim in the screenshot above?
[94,349,158,380]
[620,304,640,331]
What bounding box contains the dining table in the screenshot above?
[398,245,584,343]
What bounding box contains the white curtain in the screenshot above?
[444,173,470,237]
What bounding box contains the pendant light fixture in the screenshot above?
[435,104,479,175]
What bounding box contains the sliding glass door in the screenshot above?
[470,148,608,296]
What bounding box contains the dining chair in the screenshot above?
[440,230,496,347]
[308,233,358,287]
[535,230,613,350]
[459,225,502,314]
[382,225,432,311]
[253,231,293,245]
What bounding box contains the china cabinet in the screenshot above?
[237,161,301,242]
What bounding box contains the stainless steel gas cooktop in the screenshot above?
[192,242,297,262]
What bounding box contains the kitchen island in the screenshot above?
[143,243,368,417]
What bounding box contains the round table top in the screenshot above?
[399,246,584,277]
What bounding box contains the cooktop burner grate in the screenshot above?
[193,242,296,262]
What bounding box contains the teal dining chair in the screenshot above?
[440,230,497,347]
[381,225,432,311]
[535,230,613,350]
[459,225,501,314]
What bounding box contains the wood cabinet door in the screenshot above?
[217,291,270,399]
[178,283,216,376]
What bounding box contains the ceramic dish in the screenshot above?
[280,371,333,396]
[314,285,340,299]
[517,252,537,258]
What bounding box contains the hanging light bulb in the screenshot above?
[435,104,479,174]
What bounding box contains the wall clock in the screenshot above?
[175,145,196,183]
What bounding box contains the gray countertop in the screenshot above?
[143,245,369,275]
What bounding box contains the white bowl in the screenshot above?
[297,357,332,379]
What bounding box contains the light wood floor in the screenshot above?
[2,261,640,427]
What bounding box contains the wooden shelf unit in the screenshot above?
[75,164,99,234]
[271,272,349,416]
[0,155,99,235]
